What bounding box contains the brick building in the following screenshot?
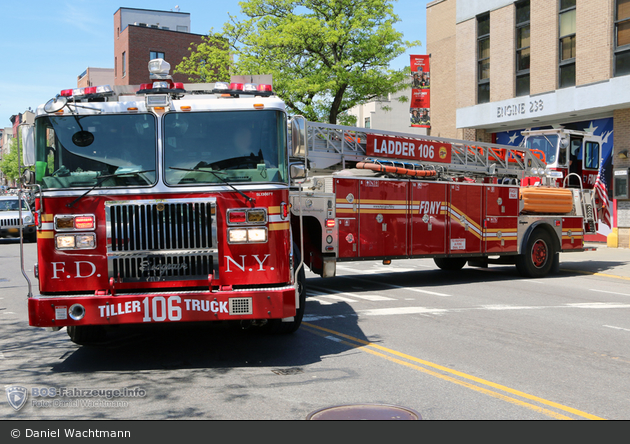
[113,7,205,85]
[427,0,630,247]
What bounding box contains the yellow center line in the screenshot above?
[303,323,605,420]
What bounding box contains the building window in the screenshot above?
[122,51,126,78]
[559,0,576,88]
[477,13,490,104]
[515,0,530,96]
[364,117,371,129]
[150,51,165,60]
[615,0,630,76]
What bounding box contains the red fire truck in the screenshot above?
[22,60,304,344]
[20,59,598,344]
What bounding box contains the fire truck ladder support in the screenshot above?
[298,120,547,180]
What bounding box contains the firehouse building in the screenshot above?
[427,0,630,247]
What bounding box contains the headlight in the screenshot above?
[228,228,248,243]
[56,235,75,249]
[76,234,96,249]
[247,228,267,243]
[227,228,268,244]
[55,233,96,250]
[23,215,33,224]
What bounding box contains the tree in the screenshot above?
[0,137,33,185]
[174,0,420,124]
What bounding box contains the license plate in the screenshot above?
[7,228,18,234]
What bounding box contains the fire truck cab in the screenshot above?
[521,128,603,189]
[21,59,305,344]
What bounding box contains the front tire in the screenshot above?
[67,325,107,345]
[515,229,555,278]
[266,264,306,334]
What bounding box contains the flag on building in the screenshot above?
[594,158,612,230]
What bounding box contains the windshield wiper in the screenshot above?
[66,169,155,208]
[169,167,254,203]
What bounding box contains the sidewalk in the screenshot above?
[558,242,630,280]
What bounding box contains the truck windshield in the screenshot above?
[525,135,559,165]
[34,114,157,190]
[163,110,287,186]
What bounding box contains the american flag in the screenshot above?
[594,158,612,229]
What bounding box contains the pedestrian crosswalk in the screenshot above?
[308,289,395,305]
[306,261,452,305]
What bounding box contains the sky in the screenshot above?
[0,0,428,128]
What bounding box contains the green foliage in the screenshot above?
[174,0,420,124]
[0,139,20,182]
[0,138,33,183]
[175,31,231,82]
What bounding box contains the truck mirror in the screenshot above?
[290,163,306,180]
[21,125,35,167]
[560,137,569,149]
[21,169,35,185]
[290,116,307,158]
[44,96,67,113]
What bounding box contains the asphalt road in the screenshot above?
[2,239,630,421]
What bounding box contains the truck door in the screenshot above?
[448,183,483,254]
[568,136,583,187]
[410,181,447,255]
[582,139,600,189]
[358,178,408,258]
[484,185,519,253]
[335,178,359,259]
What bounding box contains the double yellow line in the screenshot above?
[303,322,605,420]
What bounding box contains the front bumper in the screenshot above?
[29,285,297,328]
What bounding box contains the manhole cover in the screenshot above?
[306,404,421,420]
[272,367,303,376]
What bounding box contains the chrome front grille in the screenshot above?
[106,198,218,282]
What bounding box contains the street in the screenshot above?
[2,239,630,420]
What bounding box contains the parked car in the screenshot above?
[0,195,36,242]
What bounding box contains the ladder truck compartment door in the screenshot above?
[448,184,483,254]
[411,182,448,256]
[358,179,408,258]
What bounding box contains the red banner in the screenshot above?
[410,55,430,129]
[366,134,451,163]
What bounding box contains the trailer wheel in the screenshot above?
[515,229,555,278]
[67,325,106,345]
[433,257,467,271]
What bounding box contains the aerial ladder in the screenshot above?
[290,119,549,182]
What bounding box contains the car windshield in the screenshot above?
[34,113,157,190]
[163,110,287,185]
[525,135,558,165]
[0,199,28,211]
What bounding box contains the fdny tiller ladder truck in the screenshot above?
[19,59,597,344]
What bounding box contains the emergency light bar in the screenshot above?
[212,81,274,97]
[59,85,114,100]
